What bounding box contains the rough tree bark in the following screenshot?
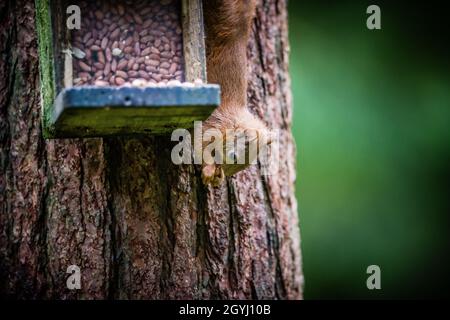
[0,0,303,299]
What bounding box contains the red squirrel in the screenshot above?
[200,0,273,186]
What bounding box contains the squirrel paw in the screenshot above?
[202,164,225,187]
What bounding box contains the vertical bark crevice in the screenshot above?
[156,138,176,299]
[195,172,220,299]
[260,174,286,299]
[225,180,238,296]
[104,138,122,299]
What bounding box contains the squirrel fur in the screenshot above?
[200,0,273,186]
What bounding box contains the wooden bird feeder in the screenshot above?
[36,0,220,138]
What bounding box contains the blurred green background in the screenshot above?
[288,1,450,299]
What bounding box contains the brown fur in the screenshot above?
[201,0,272,186]
[204,0,255,108]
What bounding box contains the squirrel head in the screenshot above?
[200,108,275,186]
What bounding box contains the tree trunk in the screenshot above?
[0,0,303,299]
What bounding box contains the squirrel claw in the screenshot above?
[202,164,225,187]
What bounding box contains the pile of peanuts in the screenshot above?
[71,0,185,87]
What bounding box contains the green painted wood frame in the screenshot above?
[35,0,220,138]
